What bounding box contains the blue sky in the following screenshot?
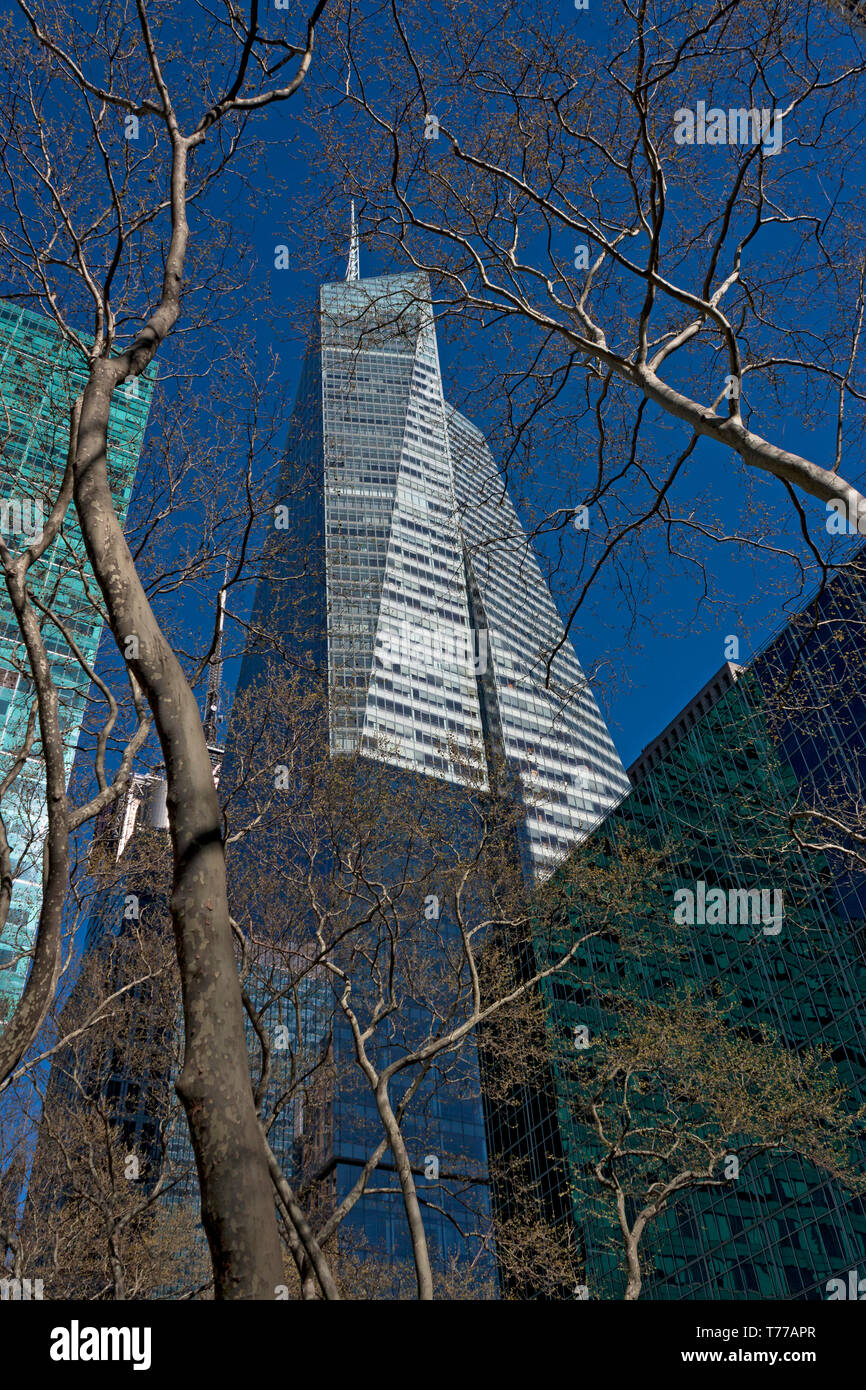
[110,1,866,772]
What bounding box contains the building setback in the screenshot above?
[627,660,743,788]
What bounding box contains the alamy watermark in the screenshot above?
[825,498,866,536]
[375,619,488,675]
[826,1268,866,1300]
[673,880,783,935]
[49,1321,151,1371]
[0,498,43,540]
[674,102,783,157]
[0,1276,43,1300]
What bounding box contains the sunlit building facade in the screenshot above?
[266,259,627,876]
[0,302,153,1020]
[228,239,629,1282]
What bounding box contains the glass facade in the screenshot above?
[448,409,629,879]
[533,555,866,1299]
[0,302,153,1020]
[321,274,488,788]
[225,256,629,1284]
[257,268,628,877]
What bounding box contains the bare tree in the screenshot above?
[307,0,866,640]
[0,0,342,1296]
[218,667,668,1299]
[4,891,209,1299]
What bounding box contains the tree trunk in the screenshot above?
[616,1191,645,1301]
[623,1236,642,1301]
[375,1079,434,1299]
[73,361,282,1299]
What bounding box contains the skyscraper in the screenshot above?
[226,226,630,1280]
[40,227,629,1296]
[254,223,628,877]
[0,302,153,1020]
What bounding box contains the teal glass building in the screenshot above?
[0,301,153,1021]
[530,555,866,1299]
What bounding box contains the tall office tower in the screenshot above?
[226,226,629,1284]
[532,554,866,1299]
[0,302,153,1021]
[256,228,628,877]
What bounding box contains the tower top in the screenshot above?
[345,200,360,282]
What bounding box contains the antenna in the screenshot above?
[346,199,360,281]
[343,59,360,281]
[204,555,229,749]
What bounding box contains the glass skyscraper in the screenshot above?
[0,302,153,1020]
[532,554,866,1299]
[225,235,629,1280]
[257,244,628,876]
[448,407,630,879]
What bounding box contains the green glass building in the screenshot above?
[0,301,153,1021]
[524,555,866,1299]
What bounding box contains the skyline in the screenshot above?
[33,226,866,1306]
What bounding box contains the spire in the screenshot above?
[204,555,229,750]
[345,199,360,281]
